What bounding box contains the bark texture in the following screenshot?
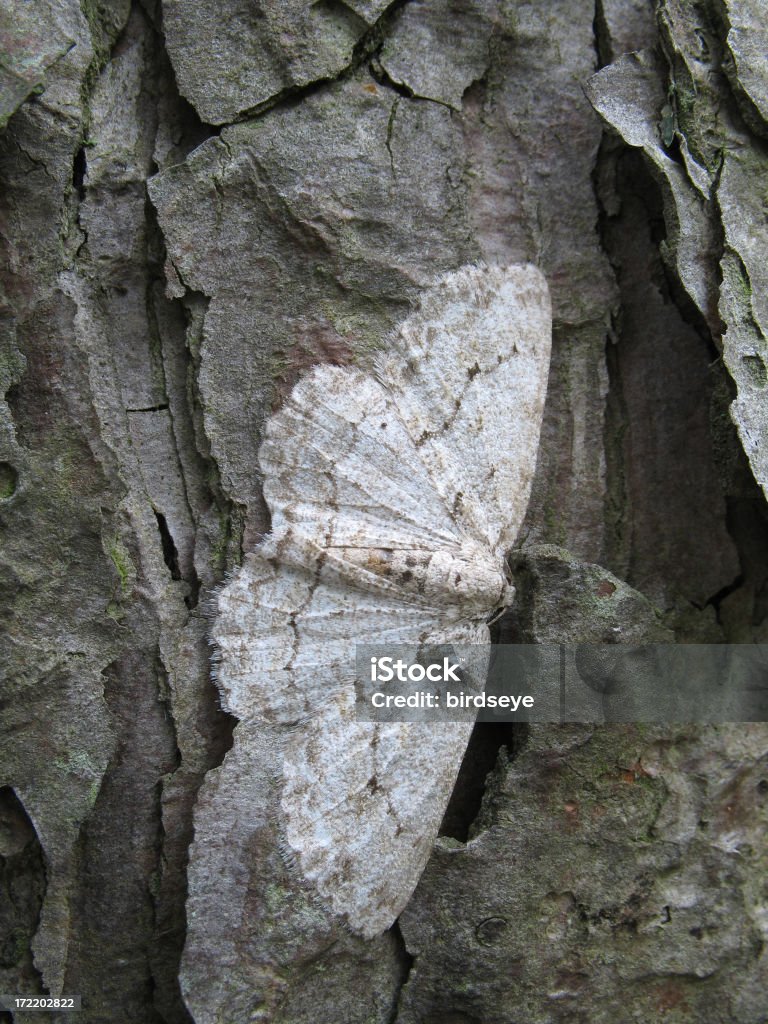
[0,1,766,1022]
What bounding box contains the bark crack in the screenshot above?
[200,0,435,128]
[386,920,415,1024]
[385,97,399,177]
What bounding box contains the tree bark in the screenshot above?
[1,1,766,1022]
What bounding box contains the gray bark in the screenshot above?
[0,1,766,1022]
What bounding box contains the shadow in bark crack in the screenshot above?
[0,788,46,1005]
[439,722,519,842]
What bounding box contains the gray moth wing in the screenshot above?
[211,263,552,937]
[377,263,552,559]
[213,550,489,937]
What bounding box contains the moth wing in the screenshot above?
[208,265,549,939]
[213,552,444,723]
[279,619,490,938]
[214,556,489,936]
[377,263,552,559]
[259,364,462,553]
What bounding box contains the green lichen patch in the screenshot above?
[0,460,17,498]
[105,536,136,596]
[741,353,767,387]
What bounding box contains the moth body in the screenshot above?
[335,539,510,616]
[202,263,552,951]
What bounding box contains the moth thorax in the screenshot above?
[424,544,507,610]
[336,544,506,610]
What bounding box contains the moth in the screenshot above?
[212,264,552,938]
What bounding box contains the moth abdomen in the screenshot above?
[334,543,508,613]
